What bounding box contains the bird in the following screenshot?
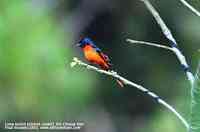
[77,37,124,87]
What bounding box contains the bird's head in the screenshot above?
[76,37,94,48]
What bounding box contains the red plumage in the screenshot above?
[78,38,124,87]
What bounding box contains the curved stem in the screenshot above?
[179,0,200,17]
[71,57,190,130]
[126,39,173,51]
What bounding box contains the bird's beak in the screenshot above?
[76,43,80,47]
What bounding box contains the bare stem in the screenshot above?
[71,57,190,130]
[140,0,177,45]
[140,0,195,87]
[126,39,173,51]
[126,38,193,86]
[136,1,197,131]
[179,0,200,17]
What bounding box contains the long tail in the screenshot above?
[116,79,124,87]
[100,63,124,87]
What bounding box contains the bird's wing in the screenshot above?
[99,52,110,62]
[98,51,112,67]
[91,43,112,67]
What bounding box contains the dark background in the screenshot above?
[0,0,200,132]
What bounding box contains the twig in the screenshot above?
[70,57,190,130]
[126,39,194,84]
[137,1,197,131]
[179,0,200,17]
[140,0,177,45]
[126,39,173,51]
[140,0,195,87]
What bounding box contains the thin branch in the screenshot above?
[179,0,200,17]
[137,1,197,131]
[140,0,177,45]
[140,0,195,87]
[126,39,194,85]
[70,57,190,130]
[126,39,173,51]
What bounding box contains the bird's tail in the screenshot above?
[116,79,125,87]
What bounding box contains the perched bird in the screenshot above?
[77,37,124,87]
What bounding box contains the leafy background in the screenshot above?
[191,61,200,132]
[0,0,199,132]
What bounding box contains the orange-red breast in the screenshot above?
[77,37,124,87]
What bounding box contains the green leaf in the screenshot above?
[190,62,200,132]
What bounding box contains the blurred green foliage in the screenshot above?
[0,0,95,122]
[191,62,200,132]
